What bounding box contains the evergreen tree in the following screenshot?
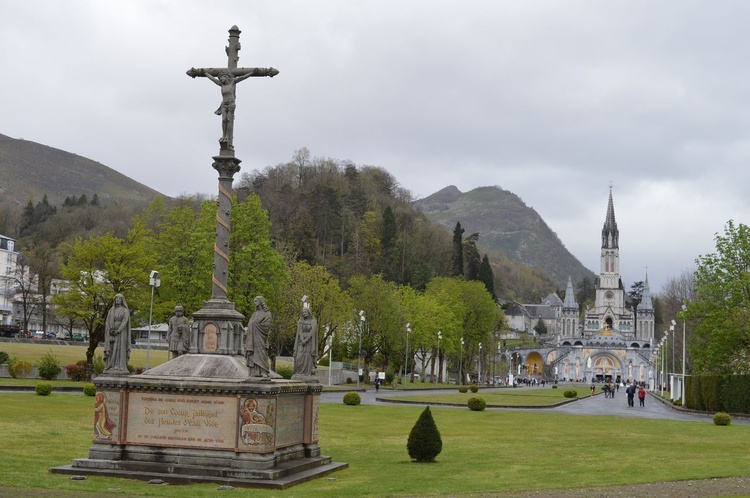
[407,406,442,462]
[451,222,464,277]
[477,254,496,300]
[464,232,480,281]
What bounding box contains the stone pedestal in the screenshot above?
[189,299,245,355]
[51,354,346,489]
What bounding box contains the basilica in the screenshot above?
[504,190,655,385]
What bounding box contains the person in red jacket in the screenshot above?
[638,386,646,407]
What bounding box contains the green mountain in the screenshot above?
[0,133,162,207]
[415,185,595,289]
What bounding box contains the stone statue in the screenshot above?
[167,305,190,359]
[187,26,279,153]
[293,306,318,378]
[103,294,131,375]
[246,296,271,377]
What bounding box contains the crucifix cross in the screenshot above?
[187,25,278,155]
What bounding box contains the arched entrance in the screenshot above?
[590,353,622,383]
[526,352,543,380]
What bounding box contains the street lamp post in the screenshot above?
[327,325,332,387]
[478,342,482,386]
[670,320,676,394]
[436,330,442,386]
[404,323,411,388]
[146,270,160,371]
[681,303,687,403]
[660,330,669,398]
[358,310,365,389]
[459,337,464,386]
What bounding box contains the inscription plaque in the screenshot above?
[203,323,218,351]
[275,395,304,447]
[126,392,235,450]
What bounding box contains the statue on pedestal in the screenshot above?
[103,294,131,375]
[246,296,271,377]
[293,306,318,378]
[167,305,190,359]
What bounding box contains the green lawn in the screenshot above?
[380,387,582,406]
[0,342,169,369]
[0,393,748,497]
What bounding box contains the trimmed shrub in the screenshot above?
[10,360,32,379]
[66,364,88,382]
[35,382,53,396]
[407,406,442,462]
[343,392,361,405]
[37,352,62,380]
[552,384,559,389]
[563,390,578,398]
[467,396,487,411]
[0,351,9,365]
[713,412,732,426]
[83,383,97,396]
[458,385,468,393]
[672,399,682,406]
[275,365,293,379]
[346,377,354,384]
[469,383,479,393]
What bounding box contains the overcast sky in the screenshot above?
[2,1,749,295]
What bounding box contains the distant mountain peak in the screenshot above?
[0,133,162,207]
[415,185,595,288]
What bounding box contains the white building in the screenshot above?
[0,234,17,326]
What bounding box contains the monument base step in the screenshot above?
[50,455,348,490]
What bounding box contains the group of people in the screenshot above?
[101,293,318,379]
[590,381,647,407]
[626,383,648,407]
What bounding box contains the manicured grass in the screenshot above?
[381,387,581,406]
[0,341,169,369]
[0,343,295,375]
[0,393,748,497]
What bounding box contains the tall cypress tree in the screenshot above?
[451,222,464,277]
[477,253,496,300]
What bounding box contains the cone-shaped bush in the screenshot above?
[407,406,442,462]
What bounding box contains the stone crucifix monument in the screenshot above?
[52,26,345,489]
[186,25,278,356]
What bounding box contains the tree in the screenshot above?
[379,206,399,281]
[347,274,402,381]
[464,232,480,281]
[477,254,496,300]
[407,406,442,462]
[11,253,39,333]
[686,221,750,374]
[228,194,288,320]
[628,281,644,337]
[150,199,215,318]
[533,318,547,335]
[53,225,154,369]
[276,261,352,361]
[451,222,464,277]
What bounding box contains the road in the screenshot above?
[321,386,750,425]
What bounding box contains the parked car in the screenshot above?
[46,332,56,339]
[72,333,84,341]
[56,331,71,340]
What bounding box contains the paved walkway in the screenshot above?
[321,386,750,425]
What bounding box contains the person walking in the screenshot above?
[626,383,636,407]
[638,386,646,407]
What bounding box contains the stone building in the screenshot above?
[503,190,655,386]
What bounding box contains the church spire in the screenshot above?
[639,271,654,312]
[601,187,619,249]
[563,276,578,309]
